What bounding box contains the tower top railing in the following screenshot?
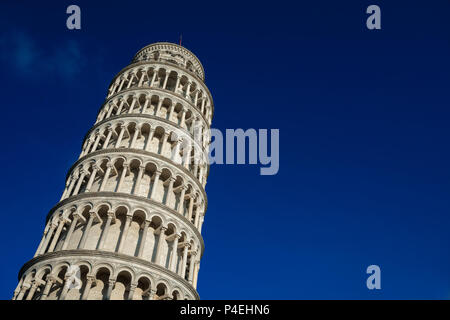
[132,42,205,81]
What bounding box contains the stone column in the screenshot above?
[185,82,191,99]
[193,162,199,178]
[128,96,137,114]
[126,73,134,89]
[81,275,94,300]
[141,96,150,113]
[102,127,113,149]
[168,104,175,120]
[12,288,19,300]
[178,187,186,214]
[118,215,132,253]
[169,235,180,272]
[62,177,76,200]
[201,98,206,112]
[155,98,164,115]
[78,212,97,249]
[82,139,93,157]
[199,215,205,233]
[59,276,71,300]
[40,277,55,300]
[133,165,145,196]
[180,244,189,278]
[85,165,99,192]
[91,132,102,152]
[106,279,115,300]
[194,206,201,228]
[147,288,156,300]
[99,163,113,191]
[117,77,125,91]
[188,253,196,282]
[180,109,187,128]
[62,215,80,250]
[16,283,30,300]
[48,218,66,252]
[187,196,195,221]
[129,125,141,148]
[200,165,206,183]
[60,180,71,201]
[114,124,126,148]
[128,283,137,300]
[193,261,200,289]
[137,220,150,258]
[162,71,169,89]
[150,170,161,200]
[165,177,175,207]
[98,211,115,250]
[145,128,156,152]
[155,227,167,266]
[161,132,170,155]
[25,281,39,300]
[106,101,116,118]
[116,163,129,192]
[150,70,158,87]
[194,90,199,106]
[138,69,147,86]
[97,109,105,122]
[174,76,181,94]
[183,145,192,169]
[34,222,50,257]
[39,222,57,255]
[171,139,181,162]
[72,170,87,196]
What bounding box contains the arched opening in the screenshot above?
[47,265,68,300]
[111,271,132,300]
[88,267,111,300]
[134,276,151,300]
[172,290,181,300]
[141,162,157,198]
[113,206,130,252]
[149,215,163,262]
[155,283,168,300]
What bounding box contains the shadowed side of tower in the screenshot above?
[13,42,213,300]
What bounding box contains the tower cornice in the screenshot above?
[132,42,205,81]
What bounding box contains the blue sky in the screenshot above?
[0,0,449,299]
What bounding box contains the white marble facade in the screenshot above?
[13,42,213,300]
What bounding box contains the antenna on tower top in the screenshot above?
[179,34,182,46]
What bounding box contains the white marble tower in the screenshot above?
[13,42,213,300]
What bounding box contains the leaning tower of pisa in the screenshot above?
[13,42,213,300]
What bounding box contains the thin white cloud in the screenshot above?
[0,30,84,79]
